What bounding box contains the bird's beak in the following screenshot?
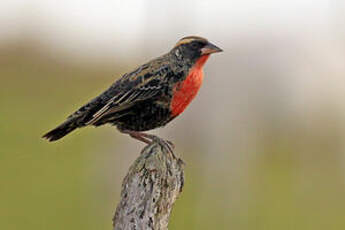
[201,42,223,55]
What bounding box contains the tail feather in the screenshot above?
[42,119,78,142]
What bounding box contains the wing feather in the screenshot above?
[85,68,167,125]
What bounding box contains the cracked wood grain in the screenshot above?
[113,139,185,230]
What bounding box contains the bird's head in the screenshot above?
[171,36,222,64]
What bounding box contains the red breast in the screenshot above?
[170,54,210,116]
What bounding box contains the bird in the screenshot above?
[43,36,222,146]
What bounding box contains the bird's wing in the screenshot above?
[85,62,170,125]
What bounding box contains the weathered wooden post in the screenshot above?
[113,139,184,230]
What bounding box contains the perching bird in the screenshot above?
[43,36,222,144]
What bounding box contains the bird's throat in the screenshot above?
[170,54,210,116]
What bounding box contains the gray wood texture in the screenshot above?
[113,139,185,230]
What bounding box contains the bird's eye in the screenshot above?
[191,42,199,49]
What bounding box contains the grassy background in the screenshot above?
[1,42,345,230]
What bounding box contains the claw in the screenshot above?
[165,140,175,149]
[160,139,174,154]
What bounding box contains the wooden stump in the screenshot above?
[113,139,185,230]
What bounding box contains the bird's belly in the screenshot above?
[170,68,204,116]
[115,100,172,131]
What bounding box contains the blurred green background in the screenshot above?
[1,1,345,229]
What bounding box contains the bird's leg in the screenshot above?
[120,130,175,154]
[120,130,151,144]
[140,133,175,149]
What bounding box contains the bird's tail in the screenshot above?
[42,118,78,142]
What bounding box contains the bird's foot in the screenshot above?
[120,130,176,156]
[153,137,175,155]
[138,133,175,155]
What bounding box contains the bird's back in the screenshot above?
[43,53,185,141]
[71,53,176,123]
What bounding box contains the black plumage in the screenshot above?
[43,36,222,142]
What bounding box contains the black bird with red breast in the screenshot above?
[43,36,222,144]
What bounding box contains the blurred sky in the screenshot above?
[1,0,344,56]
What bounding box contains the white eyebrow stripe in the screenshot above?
[173,36,208,48]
